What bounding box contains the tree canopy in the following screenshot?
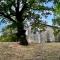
[0,0,60,45]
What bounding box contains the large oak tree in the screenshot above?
[0,0,57,45]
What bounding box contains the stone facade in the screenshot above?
[26,26,55,43]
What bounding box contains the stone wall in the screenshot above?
[26,26,55,43]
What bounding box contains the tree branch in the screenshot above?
[0,12,16,23]
[42,24,60,29]
[16,0,20,14]
[19,2,27,16]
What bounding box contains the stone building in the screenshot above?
[26,26,55,43]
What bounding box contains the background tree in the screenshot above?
[52,0,60,26]
[52,0,60,42]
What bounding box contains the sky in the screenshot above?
[33,1,54,25]
[0,1,54,34]
[42,12,54,25]
[43,1,54,25]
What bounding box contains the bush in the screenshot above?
[0,34,17,42]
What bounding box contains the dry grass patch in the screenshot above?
[0,42,60,60]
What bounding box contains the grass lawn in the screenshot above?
[0,42,60,60]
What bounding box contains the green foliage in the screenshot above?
[53,18,60,25]
[0,34,17,42]
[0,0,54,22]
[0,25,17,42]
[52,0,60,38]
[53,0,60,26]
[53,28,60,36]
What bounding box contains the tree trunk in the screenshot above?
[15,0,28,45]
[16,13,28,45]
